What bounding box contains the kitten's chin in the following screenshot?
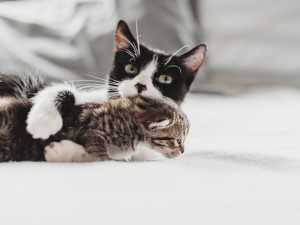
[131,142,164,161]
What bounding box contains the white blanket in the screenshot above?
[0,88,299,225]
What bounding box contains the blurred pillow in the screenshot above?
[0,0,206,91]
[202,0,300,91]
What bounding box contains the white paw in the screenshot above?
[44,140,87,162]
[26,106,63,140]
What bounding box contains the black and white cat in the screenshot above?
[2,20,206,142]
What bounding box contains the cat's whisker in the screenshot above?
[165,65,182,74]
[75,82,107,87]
[76,84,107,89]
[163,45,190,67]
[107,81,120,86]
[83,73,109,81]
[107,79,120,84]
[77,86,99,91]
[107,77,121,84]
[135,19,141,56]
[107,89,120,93]
[123,49,136,61]
[67,79,107,84]
[79,73,121,86]
[107,86,119,90]
[108,92,121,99]
[77,83,119,91]
[81,75,121,86]
[107,89,120,92]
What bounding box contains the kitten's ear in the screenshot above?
[148,119,170,130]
[114,20,136,54]
[179,44,207,76]
[137,108,173,130]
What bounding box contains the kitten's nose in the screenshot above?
[135,83,147,94]
[181,147,184,154]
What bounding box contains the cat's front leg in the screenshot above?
[26,83,82,139]
[27,83,107,140]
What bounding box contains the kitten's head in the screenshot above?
[109,20,206,104]
[133,96,189,158]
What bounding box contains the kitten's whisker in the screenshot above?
[165,65,182,73]
[163,45,190,67]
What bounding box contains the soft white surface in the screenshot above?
[1,88,300,225]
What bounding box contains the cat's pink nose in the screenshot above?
[135,83,147,94]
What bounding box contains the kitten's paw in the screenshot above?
[26,106,63,140]
[44,140,87,162]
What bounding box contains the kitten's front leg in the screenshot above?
[45,140,88,162]
[79,133,110,161]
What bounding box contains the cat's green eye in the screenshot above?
[125,64,138,75]
[158,75,173,84]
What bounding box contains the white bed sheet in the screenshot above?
[0,88,299,225]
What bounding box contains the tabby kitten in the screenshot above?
[0,96,189,162]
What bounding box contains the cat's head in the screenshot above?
[133,96,189,158]
[109,20,206,104]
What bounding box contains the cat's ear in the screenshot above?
[114,20,136,54]
[179,44,207,76]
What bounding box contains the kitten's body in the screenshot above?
[0,96,189,162]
